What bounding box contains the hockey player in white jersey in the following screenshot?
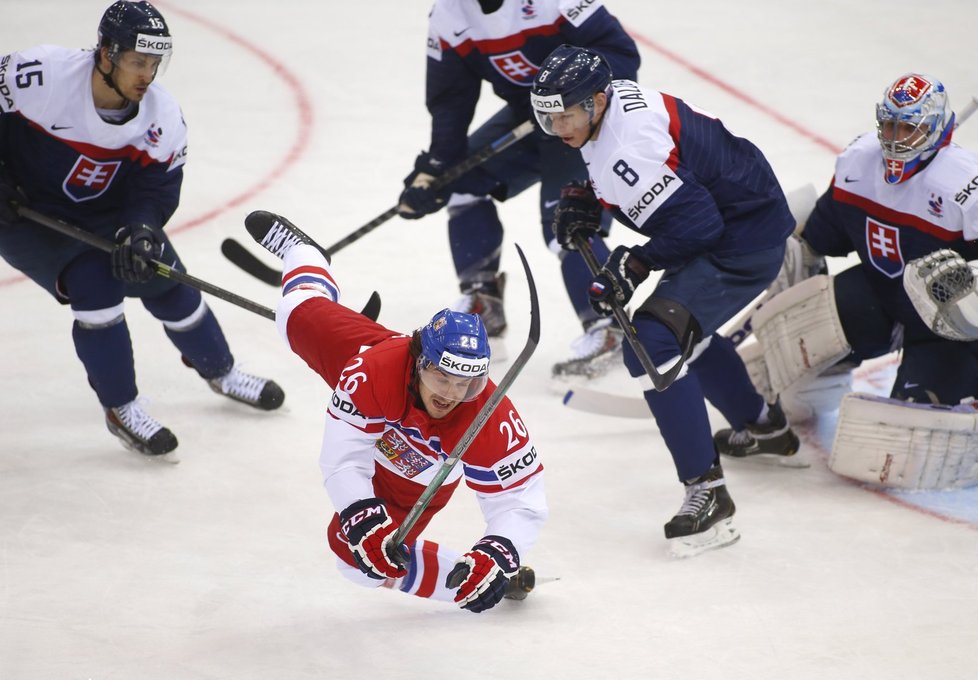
[531,46,801,556]
[746,74,978,489]
[0,1,284,459]
[395,0,640,379]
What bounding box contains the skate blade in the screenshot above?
[668,519,740,559]
[114,436,180,464]
[724,450,811,469]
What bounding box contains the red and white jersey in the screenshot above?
[275,249,546,553]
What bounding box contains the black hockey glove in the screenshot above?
[0,161,27,226]
[446,535,519,613]
[111,224,163,283]
[588,245,650,316]
[339,498,408,580]
[397,151,450,220]
[553,181,603,251]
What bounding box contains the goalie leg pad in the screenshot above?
[830,392,978,490]
[753,275,851,396]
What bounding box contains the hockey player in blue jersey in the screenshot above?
[0,1,284,459]
[740,74,978,489]
[395,0,639,379]
[531,45,801,556]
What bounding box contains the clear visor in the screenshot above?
[532,98,594,137]
[110,36,172,79]
[417,359,488,403]
[875,105,937,161]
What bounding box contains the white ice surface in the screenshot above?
[2,2,977,679]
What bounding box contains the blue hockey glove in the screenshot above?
[339,497,408,580]
[588,245,650,316]
[111,224,163,283]
[553,181,603,251]
[397,151,449,220]
[446,535,520,613]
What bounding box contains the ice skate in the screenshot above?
[713,399,806,468]
[208,364,285,411]
[452,273,507,360]
[504,565,535,601]
[244,210,319,260]
[105,400,178,460]
[664,465,740,558]
[552,317,624,380]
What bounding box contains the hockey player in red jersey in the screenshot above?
[0,1,284,459]
[248,212,546,612]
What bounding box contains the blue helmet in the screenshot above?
[531,45,612,134]
[98,1,173,62]
[875,73,954,184]
[419,309,490,377]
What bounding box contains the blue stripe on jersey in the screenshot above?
[462,463,499,483]
[283,274,338,300]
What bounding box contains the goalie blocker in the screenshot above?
[830,392,978,490]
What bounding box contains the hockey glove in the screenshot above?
[111,224,163,283]
[588,245,650,316]
[397,151,449,220]
[446,535,520,613]
[339,497,408,580]
[553,181,603,251]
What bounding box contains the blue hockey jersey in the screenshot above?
[424,0,639,164]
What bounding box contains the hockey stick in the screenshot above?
[389,242,540,562]
[572,234,694,392]
[17,206,383,322]
[221,120,537,283]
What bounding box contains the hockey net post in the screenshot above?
[389,242,540,563]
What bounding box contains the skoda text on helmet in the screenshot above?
[97,1,173,85]
[530,44,613,137]
[417,309,491,403]
[875,73,955,185]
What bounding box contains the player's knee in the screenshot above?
[72,302,125,329]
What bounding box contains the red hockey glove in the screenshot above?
[446,535,520,613]
[339,498,408,580]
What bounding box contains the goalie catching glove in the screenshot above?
[446,535,520,613]
[339,497,408,580]
[903,249,978,341]
[588,245,650,316]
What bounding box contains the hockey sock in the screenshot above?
[560,235,611,326]
[448,199,503,283]
[144,286,233,380]
[335,539,460,602]
[689,334,765,431]
[626,319,717,480]
[72,315,138,408]
[392,539,459,602]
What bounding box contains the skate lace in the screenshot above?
[727,429,754,446]
[567,322,619,361]
[677,478,724,516]
[212,366,266,402]
[451,292,505,335]
[261,223,305,258]
[114,400,163,441]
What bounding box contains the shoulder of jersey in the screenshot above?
[429,0,565,46]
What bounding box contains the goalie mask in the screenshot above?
[97,1,173,80]
[416,309,490,403]
[876,73,954,184]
